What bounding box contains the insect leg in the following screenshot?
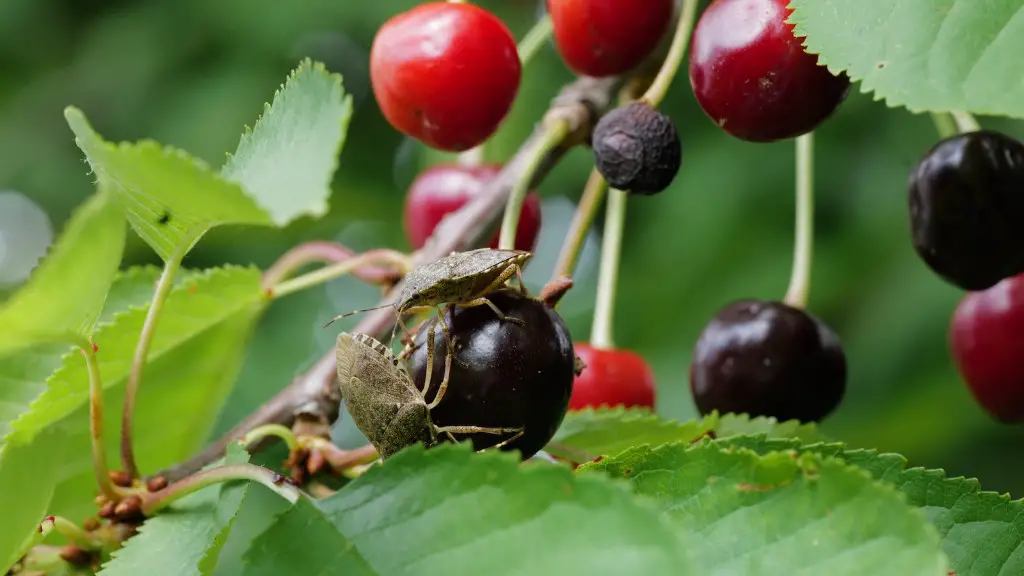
[425,333,454,409]
[457,297,527,327]
[434,425,524,442]
[481,428,525,451]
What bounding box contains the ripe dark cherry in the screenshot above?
[690,299,846,423]
[369,3,521,152]
[950,274,1024,423]
[403,164,542,252]
[406,289,576,458]
[688,0,851,142]
[547,0,675,77]
[909,130,1024,291]
[569,344,656,410]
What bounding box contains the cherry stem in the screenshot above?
[930,112,958,139]
[262,241,405,292]
[783,132,815,309]
[456,146,485,168]
[48,516,102,550]
[241,424,299,453]
[498,120,571,250]
[122,246,188,479]
[553,167,608,280]
[517,13,553,66]
[141,462,301,516]
[639,0,700,107]
[79,340,121,502]
[268,249,412,300]
[590,186,628,349]
[950,110,981,133]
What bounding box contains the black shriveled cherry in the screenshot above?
[592,102,681,196]
[690,299,846,423]
[688,0,851,142]
[909,130,1024,291]
[406,289,575,458]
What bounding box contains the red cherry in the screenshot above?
[688,0,851,142]
[547,0,675,77]
[369,3,521,152]
[569,344,656,410]
[403,164,542,252]
[950,273,1024,423]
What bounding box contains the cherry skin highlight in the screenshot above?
[688,0,850,142]
[547,0,675,77]
[690,299,846,423]
[569,344,656,410]
[950,274,1024,423]
[403,164,542,252]
[369,3,521,152]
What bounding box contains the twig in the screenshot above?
[155,75,623,483]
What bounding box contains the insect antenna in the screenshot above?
[322,303,395,328]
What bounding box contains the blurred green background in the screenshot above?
[2,0,1022,495]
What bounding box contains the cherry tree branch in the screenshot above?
[156,75,623,483]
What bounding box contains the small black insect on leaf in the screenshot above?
[157,210,171,225]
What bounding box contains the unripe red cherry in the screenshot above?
[950,273,1024,423]
[403,164,542,252]
[369,3,521,152]
[569,344,656,410]
[688,0,851,142]
[547,0,675,77]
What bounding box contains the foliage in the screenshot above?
[0,2,1023,575]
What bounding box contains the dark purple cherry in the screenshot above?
[690,299,846,423]
[909,129,1024,291]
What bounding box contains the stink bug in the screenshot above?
[335,331,523,459]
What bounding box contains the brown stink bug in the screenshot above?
[335,331,523,459]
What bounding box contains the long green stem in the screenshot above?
[950,110,981,133]
[81,342,119,501]
[122,246,187,479]
[930,112,958,139]
[553,167,608,280]
[517,14,553,65]
[640,0,701,107]
[590,187,628,349]
[498,120,570,250]
[241,424,299,453]
[269,249,411,300]
[783,133,815,309]
[142,463,300,516]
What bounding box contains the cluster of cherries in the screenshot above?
[368,0,1024,454]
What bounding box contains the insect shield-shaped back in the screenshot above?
[335,332,435,459]
[396,248,532,311]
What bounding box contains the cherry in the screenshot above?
[569,344,655,410]
[547,0,675,77]
[403,164,543,252]
[369,3,521,152]
[406,289,576,459]
[689,299,846,423]
[688,0,851,142]
[908,130,1024,291]
[592,102,682,195]
[950,273,1024,423]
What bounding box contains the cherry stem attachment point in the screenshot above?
[930,112,958,140]
[241,424,299,453]
[142,462,301,516]
[79,340,120,502]
[553,167,608,281]
[498,120,570,250]
[122,246,188,480]
[48,516,102,550]
[639,0,700,108]
[590,186,628,350]
[269,249,412,300]
[517,13,553,66]
[783,132,815,309]
[262,241,405,292]
[950,110,981,133]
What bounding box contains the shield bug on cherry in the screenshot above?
[335,331,523,459]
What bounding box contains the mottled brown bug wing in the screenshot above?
[448,248,530,281]
[335,332,433,459]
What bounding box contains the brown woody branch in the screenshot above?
[157,75,623,483]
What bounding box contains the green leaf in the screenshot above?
[0,191,125,352]
[320,443,689,575]
[65,108,272,261]
[546,407,717,462]
[582,442,948,575]
[789,0,1024,118]
[8,265,266,444]
[0,426,67,573]
[714,435,1024,576]
[98,444,252,576]
[714,412,826,442]
[221,59,352,226]
[239,496,374,576]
